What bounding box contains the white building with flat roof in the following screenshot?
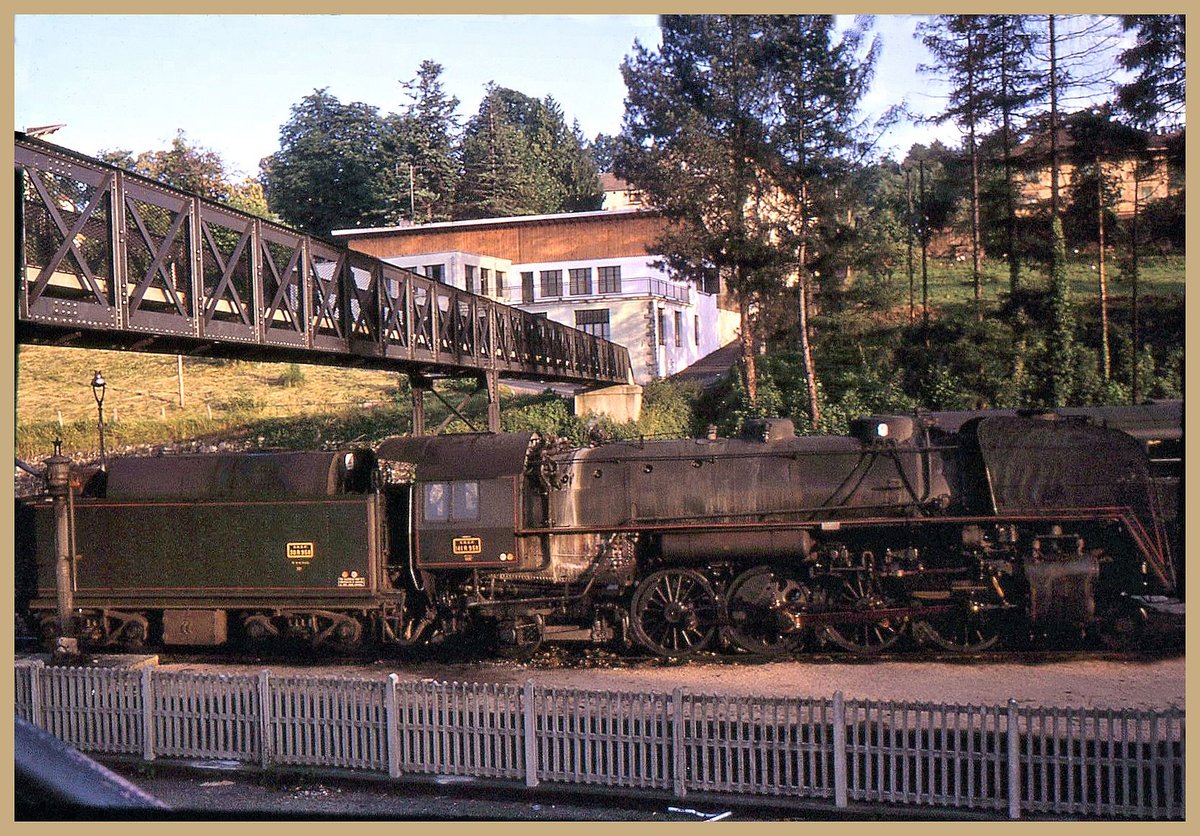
[336,209,739,385]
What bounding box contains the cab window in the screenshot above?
[423,481,479,522]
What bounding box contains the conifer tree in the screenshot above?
[1117,15,1185,130]
[771,15,879,429]
[618,15,793,406]
[386,60,462,224]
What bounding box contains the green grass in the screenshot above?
[15,348,406,462]
[903,253,1184,309]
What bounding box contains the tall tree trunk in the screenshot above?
[796,177,820,430]
[797,254,820,431]
[969,122,982,321]
[1049,15,1061,219]
[1000,44,1020,296]
[1045,15,1073,406]
[1097,158,1111,382]
[739,292,758,406]
[919,159,930,347]
[906,167,915,324]
[1130,164,1141,404]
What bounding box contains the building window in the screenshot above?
[658,309,666,345]
[480,267,490,296]
[423,481,479,523]
[425,264,445,283]
[569,267,593,296]
[598,265,622,294]
[694,315,701,346]
[674,310,683,347]
[465,264,477,294]
[495,271,506,298]
[521,272,535,304]
[575,308,611,340]
[540,270,563,298]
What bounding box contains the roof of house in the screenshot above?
[331,206,657,238]
[599,173,631,192]
[670,340,743,389]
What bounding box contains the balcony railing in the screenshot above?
[506,276,695,307]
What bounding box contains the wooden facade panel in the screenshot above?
[345,213,670,264]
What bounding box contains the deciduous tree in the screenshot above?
[261,89,391,236]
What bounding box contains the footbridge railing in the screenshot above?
[15,134,631,386]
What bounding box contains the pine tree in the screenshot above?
[455,86,601,219]
[386,60,462,224]
[456,86,548,218]
[1117,15,1185,129]
[771,15,879,429]
[980,15,1044,295]
[618,15,795,405]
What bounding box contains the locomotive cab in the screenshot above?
[375,432,543,573]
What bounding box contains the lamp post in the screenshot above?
[91,370,107,470]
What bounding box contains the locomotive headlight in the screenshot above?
[876,422,890,438]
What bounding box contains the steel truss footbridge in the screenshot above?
[15,134,632,432]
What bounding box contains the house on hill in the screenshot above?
[1012,126,1182,219]
[599,173,647,211]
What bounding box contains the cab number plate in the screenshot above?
[452,537,483,555]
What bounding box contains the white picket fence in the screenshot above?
[13,660,1184,819]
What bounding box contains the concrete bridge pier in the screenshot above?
[574,384,643,425]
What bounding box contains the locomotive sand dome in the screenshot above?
[17,411,1179,658]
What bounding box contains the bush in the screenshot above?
[278,364,306,388]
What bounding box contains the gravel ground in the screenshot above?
[157,650,1186,710]
[98,765,680,820]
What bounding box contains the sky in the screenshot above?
[14,14,1129,180]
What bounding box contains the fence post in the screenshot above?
[672,687,686,799]
[141,667,155,761]
[523,680,539,788]
[833,691,848,808]
[258,670,272,769]
[30,663,43,729]
[385,673,401,778]
[1007,699,1021,820]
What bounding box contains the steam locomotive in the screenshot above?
[16,406,1181,658]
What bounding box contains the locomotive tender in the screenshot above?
[17,410,1178,657]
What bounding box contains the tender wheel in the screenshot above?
[915,608,1000,653]
[723,566,809,656]
[631,569,719,657]
[119,617,148,650]
[822,572,907,654]
[495,615,545,661]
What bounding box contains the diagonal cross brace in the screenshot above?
[124,195,191,317]
[28,169,114,306]
[201,218,253,326]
